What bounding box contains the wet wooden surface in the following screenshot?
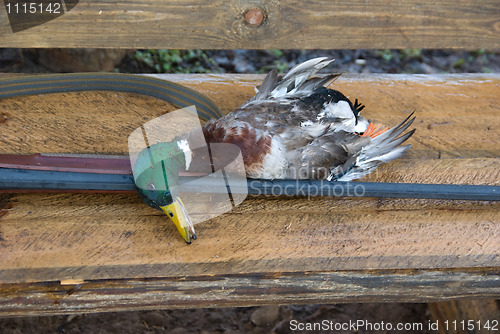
[1,0,499,49]
[0,73,499,315]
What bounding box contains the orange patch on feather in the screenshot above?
[361,122,388,138]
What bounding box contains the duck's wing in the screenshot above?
[245,57,340,106]
[290,130,370,179]
[293,113,415,181]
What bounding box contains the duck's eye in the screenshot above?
[168,212,174,218]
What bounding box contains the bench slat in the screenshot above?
[1,0,499,49]
[1,269,499,317]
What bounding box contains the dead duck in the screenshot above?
[135,57,415,243]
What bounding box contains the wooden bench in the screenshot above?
[1,0,499,322]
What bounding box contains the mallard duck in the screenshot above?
[135,57,415,243]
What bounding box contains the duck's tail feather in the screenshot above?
[248,57,338,105]
[337,112,416,181]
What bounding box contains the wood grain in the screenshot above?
[1,269,499,317]
[0,74,499,314]
[0,0,499,49]
[428,300,500,334]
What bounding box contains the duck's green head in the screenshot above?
[134,141,196,244]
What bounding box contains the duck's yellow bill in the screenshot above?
[160,198,196,244]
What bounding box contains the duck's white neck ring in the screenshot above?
[177,139,192,170]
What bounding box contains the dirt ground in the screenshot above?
[0,48,497,333]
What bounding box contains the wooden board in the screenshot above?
[1,0,499,49]
[1,269,499,317]
[0,73,499,315]
[428,300,500,334]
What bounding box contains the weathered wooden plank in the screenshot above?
[0,269,499,318]
[1,190,498,282]
[0,74,499,313]
[428,299,500,334]
[1,0,499,49]
[1,73,499,158]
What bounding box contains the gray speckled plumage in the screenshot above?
[200,57,415,181]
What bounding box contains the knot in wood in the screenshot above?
[244,8,264,26]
